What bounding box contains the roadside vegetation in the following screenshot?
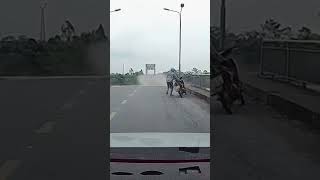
[211,18,320,51]
[0,20,107,75]
[111,69,144,85]
[211,18,320,66]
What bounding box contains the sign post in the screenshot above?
[145,64,156,75]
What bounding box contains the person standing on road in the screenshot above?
[166,68,179,96]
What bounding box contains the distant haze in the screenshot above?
[137,74,167,86]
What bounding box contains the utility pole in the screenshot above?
[40,0,47,41]
[178,3,184,77]
[220,0,226,50]
[122,64,125,75]
[163,3,184,77]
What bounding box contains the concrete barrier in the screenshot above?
[243,82,320,129]
[185,84,210,103]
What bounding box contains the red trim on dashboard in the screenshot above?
[110,159,210,163]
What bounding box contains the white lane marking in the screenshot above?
[111,86,121,88]
[137,85,166,87]
[110,133,210,147]
[110,112,117,120]
[0,160,21,180]
[128,89,137,97]
[34,121,56,134]
[121,100,127,104]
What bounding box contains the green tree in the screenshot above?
[297,26,312,40]
[18,35,28,41]
[192,68,199,74]
[260,19,281,39]
[94,24,107,41]
[260,19,293,40]
[61,20,75,42]
[138,69,144,75]
[278,27,293,39]
[129,68,134,75]
[210,26,221,49]
[1,35,16,42]
[310,33,320,40]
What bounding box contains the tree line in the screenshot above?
[0,20,107,75]
[111,69,144,85]
[0,20,107,55]
[211,18,320,51]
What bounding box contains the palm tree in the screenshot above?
[61,20,75,42]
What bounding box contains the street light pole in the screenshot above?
[110,8,121,13]
[164,3,184,77]
[220,0,226,50]
[179,4,184,77]
[110,8,122,76]
[40,0,47,42]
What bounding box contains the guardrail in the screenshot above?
[259,39,320,85]
[183,74,210,91]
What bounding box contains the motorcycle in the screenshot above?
[211,46,245,114]
[174,77,187,98]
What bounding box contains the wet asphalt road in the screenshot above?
[0,80,210,180]
[3,78,319,180]
[110,85,210,133]
[0,78,108,180]
[212,95,320,180]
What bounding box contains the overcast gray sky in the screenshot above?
[110,0,210,74]
[211,0,320,33]
[0,0,109,39]
[1,0,319,73]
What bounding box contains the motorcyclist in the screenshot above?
[166,68,179,96]
[212,46,241,87]
[211,46,245,107]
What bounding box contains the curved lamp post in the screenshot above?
[164,3,184,77]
